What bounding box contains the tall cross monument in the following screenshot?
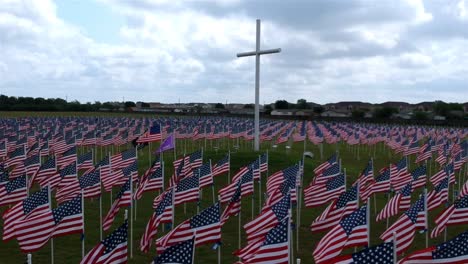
[237,19,281,151]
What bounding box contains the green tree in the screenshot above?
[275,100,289,109]
[243,104,254,109]
[215,103,225,109]
[413,111,428,120]
[313,106,324,114]
[296,99,308,109]
[352,110,365,118]
[373,107,398,119]
[124,101,136,108]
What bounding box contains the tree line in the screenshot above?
[0,95,136,112]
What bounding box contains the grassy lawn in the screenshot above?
[0,112,466,263]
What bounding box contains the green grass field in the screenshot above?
[0,112,466,264]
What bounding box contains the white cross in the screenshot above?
[237,19,281,151]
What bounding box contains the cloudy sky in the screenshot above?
[1,0,467,104]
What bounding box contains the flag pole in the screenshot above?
[27,254,31,264]
[109,152,113,205]
[424,187,428,246]
[48,184,54,264]
[288,209,292,264]
[258,155,262,213]
[367,198,370,247]
[228,150,231,183]
[81,190,85,259]
[210,159,215,203]
[392,232,397,264]
[130,149,135,259]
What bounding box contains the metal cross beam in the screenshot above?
[237,19,281,151]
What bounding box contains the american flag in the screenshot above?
[410,165,427,190]
[137,124,162,143]
[431,163,455,186]
[220,181,241,225]
[380,194,426,255]
[23,154,41,176]
[248,159,261,180]
[212,154,230,177]
[219,168,253,203]
[156,202,221,253]
[141,188,174,253]
[2,187,49,242]
[0,140,6,158]
[328,242,394,264]
[80,169,101,198]
[313,205,368,263]
[81,220,128,264]
[390,157,411,192]
[311,184,358,232]
[55,162,78,204]
[0,175,27,207]
[188,150,203,170]
[304,173,345,208]
[376,182,413,222]
[244,193,290,243]
[313,163,340,185]
[313,154,337,175]
[103,179,131,231]
[404,140,420,156]
[30,156,58,188]
[431,194,468,238]
[174,171,199,205]
[198,162,213,188]
[416,143,432,163]
[15,195,83,253]
[357,160,374,197]
[259,152,268,172]
[135,166,163,200]
[427,177,449,211]
[111,148,136,170]
[77,151,93,170]
[5,146,26,168]
[266,165,299,204]
[361,168,391,200]
[57,146,76,168]
[239,216,289,264]
[152,237,194,264]
[400,231,468,264]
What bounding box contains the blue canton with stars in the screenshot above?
[454,195,468,209]
[404,195,425,224]
[102,220,128,255]
[121,148,136,161]
[326,173,345,191]
[411,165,426,180]
[40,157,56,170]
[114,179,131,200]
[399,182,413,197]
[241,169,253,184]
[272,193,291,220]
[150,167,163,180]
[376,169,390,182]
[336,184,358,209]
[199,162,211,177]
[323,163,340,177]
[435,178,449,193]
[340,205,367,235]
[60,162,76,178]
[176,173,199,192]
[189,150,202,163]
[77,151,92,165]
[52,195,82,224]
[433,231,468,260]
[24,154,40,167]
[395,157,407,170]
[155,189,173,216]
[153,237,194,264]
[5,175,26,194]
[122,161,138,177]
[23,187,49,215]
[190,203,220,229]
[79,170,100,189]
[350,242,394,263]
[263,216,288,246]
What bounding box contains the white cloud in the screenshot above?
[0,0,466,104]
